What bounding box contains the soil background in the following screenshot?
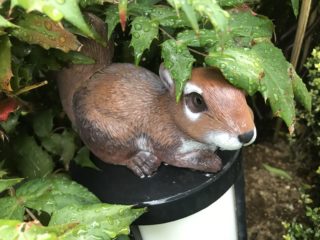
[243,136,312,240]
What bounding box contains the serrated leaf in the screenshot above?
[0,197,25,220]
[0,219,77,240]
[206,42,301,132]
[11,13,81,52]
[291,0,299,17]
[0,35,13,91]
[263,164,292,180]
[177,29,219,48]
[206,47,262,95]
[15,176,100,215]
[166,0,199,33]
[0,178,23,193]
[50,204,146,240]
[13,134,54,178]
[291,66,311,111]
[33,109,54,138]
[192,0,229,31]
[10,0,96,39]
[105,4,120,40]
[130,16,158,65]
[74,146,100,170]
[229,10,274,47]
[55,50,95,65]
[0,15,18,28]
[161,39,195,101]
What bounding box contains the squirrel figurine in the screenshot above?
[57,14,256,177]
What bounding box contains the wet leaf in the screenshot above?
[0,197,25,220]
[191,0,229,31]
[130,16,159,65]
[0,176,99,220]
[229,9,274,46]
[74,146,100,170]
[50,204,146,240]
[13,134,54,178]
[161,39,195,101]
[166,0,199,33]
[206,41,306,131]
[263,164,292,180]
[10,0,96,39]
[33,109,54,138]
[55,51,95,65]
[11,13,81,52]
[0,35,13,91]
[291,67,311,111]
[177,29,219,48]
[105,4,119,40]
[0,178,23,193]
[0,219,77,240]
[79,0,111,7]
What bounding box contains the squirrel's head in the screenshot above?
[159,64,256,150]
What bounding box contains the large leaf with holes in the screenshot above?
[10,0,96,38]
[161,39,195,101]
[206,42,311,132]
[12,13,81,52]
[49,204,146,240]
[0,36,12,91]
[130,16,159,65]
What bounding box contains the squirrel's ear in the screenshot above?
[159,63,175,96]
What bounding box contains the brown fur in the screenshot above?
[57,14,255,177]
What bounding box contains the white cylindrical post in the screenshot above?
[138,185,237,240]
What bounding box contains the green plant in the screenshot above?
[0,0,312,239]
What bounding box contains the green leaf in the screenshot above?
[161,39,195,101]
[13,134,54,178]
[55,51,95,65]
[0,15,18,28]
[15,176,100,215]
[33,109,54,138]
[177,29,219,48]
[191,0,229,31]
[50,204,146,240]
[291,0,299,17]
[291,67,311,111]
[79,0,110,7]
[74,146,100,170]
[263,164,292,180]
[0,178,23,193]
[10,0,96,39]
[0,197,25,220]
[206,42,300,131]
[0,111,20,134]
[0,35,13,91]
[130,16,159,65]
[105,4,119,40]
[229,10,274,46]
[166,0,199,33]
[0,219,77,240]
[217,0,257,7]
[11,13,81,53]
[206,47,262,95]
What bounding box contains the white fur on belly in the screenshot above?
[178,138,217,154]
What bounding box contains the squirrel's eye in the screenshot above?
[185,92,208,113]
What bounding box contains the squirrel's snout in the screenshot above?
[238,128,256,146]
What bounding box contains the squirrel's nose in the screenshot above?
[238,129,256,146]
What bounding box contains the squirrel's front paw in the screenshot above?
[127,151,161,177]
